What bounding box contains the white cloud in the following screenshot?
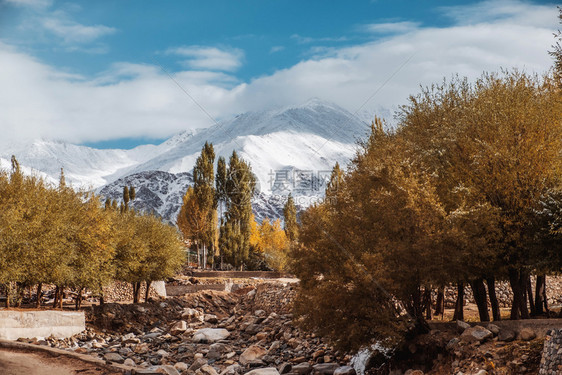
[440,0,555,27]
[291,34,349,44]
[5,0,52,8]
[167,46,244,72]
[41,17,116,44]
[362,21,420,34]
[270,46,285,53]
[0,0,558,146]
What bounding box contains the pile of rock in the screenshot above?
[39,284,354,375]
[442,321,542,374]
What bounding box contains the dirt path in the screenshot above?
[0,349,121,375]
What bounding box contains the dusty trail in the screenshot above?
[0,349,120,375]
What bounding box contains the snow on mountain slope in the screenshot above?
[0,131,196,188]
[127,98,368,191]
[0,157,57,185]
[1,99,370,221]
[98,171,193,221]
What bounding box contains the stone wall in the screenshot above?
[0,310,84,340]
[539,329,562,374]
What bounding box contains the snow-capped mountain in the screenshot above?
[99,171,193,220]
[1,99,369,221]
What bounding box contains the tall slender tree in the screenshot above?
[283,194,298,242]
[220,151,256,269]
[187,142,217,268]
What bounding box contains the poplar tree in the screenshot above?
[123,186,130,210]
[216,156,227,268]
[192,142,217,268]
[220,151,256,269]
[283,194,298,242]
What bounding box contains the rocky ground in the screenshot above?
[21,282,353,375]
[13,278,562,375]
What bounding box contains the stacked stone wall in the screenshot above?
[539,329,562,374]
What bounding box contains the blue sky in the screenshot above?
[0,0,559,149]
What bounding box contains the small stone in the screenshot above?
[193,328,230,343]
[175,362,189,372]
[240,346,268,365]
[486,324,500,335]
[104,352,125,364]
[279,363,292,374]
[498,329,516,342]
[520,328,536,341]
[221,364,242,375]
[157,349,170,357]
[446,338,460,350]
[197,364,219,375]
[333,366,356,375]
[244,369,279,375]
[124,358,136,367]
[207,343,227,360]
[312,363,339,375]
[156,365,181,375]
[170,321,188,336]
[456,320,470,333]
[292,363,312,375]
[460,326,493,343]
[190,358,208,372]
[183,308,204,322]
[205,314,219,324]
[135,343,150,354]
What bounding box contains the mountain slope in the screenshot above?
[2,99,368,221]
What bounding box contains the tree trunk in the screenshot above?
[453,282,464,321]
[527,275,536,316]
[408,287,424,321]
[75,287,83,311]
[486,277,501,321]
[36,283,42,309]
[132,283,138,304]
[59,286,64,309]
[423,288,432,320]
[508,268,530,319]
[434,286,445,319]
[535,275,547,315]
[519,271,530,319]
[132,282,142,304]
[145,281,151,302]
[53,286,59,308]
[99,282,105,306]
[470,279,490,322]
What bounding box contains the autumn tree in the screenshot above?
[398,71,562,320]
[292,122,450,350]
[220,151,256,269]
[192,142,217,268]
[283,194,298,242]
